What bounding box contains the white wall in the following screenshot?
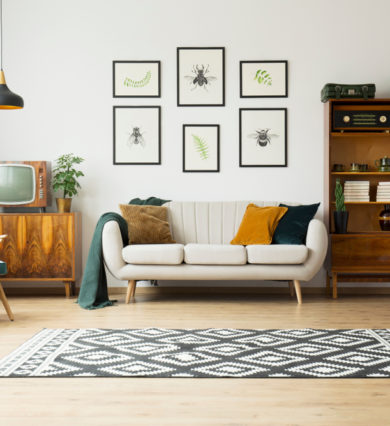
[1,0,390,287]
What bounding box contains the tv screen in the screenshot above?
[0,164,35,204]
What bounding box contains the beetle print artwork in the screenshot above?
[248,128,279,147]
[177,47,225,106]
[185,65,217,91]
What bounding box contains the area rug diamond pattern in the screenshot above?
[1,328,390,378]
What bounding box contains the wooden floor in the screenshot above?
[1,287,390,426]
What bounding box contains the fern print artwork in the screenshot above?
[124,71,152,88]
[254,69,272,86]
[192,134,209,160]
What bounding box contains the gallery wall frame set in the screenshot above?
[113,106,161,165]
[177,47,225,107]
[183,124,220,172]
[113,61,161,98]
[239,108,287,168]
[240,60,288,98]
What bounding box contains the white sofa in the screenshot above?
[102,201,328,304]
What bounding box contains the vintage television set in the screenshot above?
[0,161,50,211]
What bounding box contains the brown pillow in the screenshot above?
[119,204,176,244]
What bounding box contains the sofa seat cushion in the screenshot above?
[246,244,308,265]
[122,244,184,265]
[184,244,247,265]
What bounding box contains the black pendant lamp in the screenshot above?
[0,0,23,109]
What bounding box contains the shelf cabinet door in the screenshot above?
[0,213,80,280]
[331,234,390,273]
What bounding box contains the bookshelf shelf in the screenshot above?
[331,172,390,175]
[331,132,390,138]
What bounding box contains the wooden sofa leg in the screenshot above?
[288,281,295,297]
[126,280,137,304]
[293,280,302,304]
[0,282,14,321]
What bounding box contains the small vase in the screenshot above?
[379,204,390,231]
[56,198,72,213]
[334,211,349,234]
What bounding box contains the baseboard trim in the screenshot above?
[3,285,390,297]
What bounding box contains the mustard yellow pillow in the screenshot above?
[119,204,176,244]
[230,204,288,245]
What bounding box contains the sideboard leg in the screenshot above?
[64,281,72,298]
[71,281,76,297]
[288,281,295,297]
[293,280,302,304]
[126,280,137,304]
[332,272,338,299]
[0,282,14,321]
[326,273,331,297]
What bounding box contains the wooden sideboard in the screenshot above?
[0,213,81,297]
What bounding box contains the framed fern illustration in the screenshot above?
[183,125,220,172]
[113,61,161,97]
[240,60,288,98]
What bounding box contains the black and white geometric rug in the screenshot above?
[1,328,390,378]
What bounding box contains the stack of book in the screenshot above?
[376,182,390,202]
[344,181,370,202]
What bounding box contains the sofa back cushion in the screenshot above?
[119,204,176,244]
[165,201,300,244]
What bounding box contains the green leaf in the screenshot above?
[192,134,209,160]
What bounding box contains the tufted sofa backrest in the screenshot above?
[165,201,299,245]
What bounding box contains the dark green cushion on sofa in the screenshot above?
[272,203,320,245]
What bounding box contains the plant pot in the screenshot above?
[334,211,349,234]
[56,198,72,213]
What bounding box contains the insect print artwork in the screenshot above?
[185,64,217,91]
[128,126,145,148]
[248,129,279,147]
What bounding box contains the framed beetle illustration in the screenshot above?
[177,47,225,107]
[239,108,287,167]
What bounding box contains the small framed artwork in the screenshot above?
[113,61,161,97]
[183,124,220,172]
[240,60,288,98]
[239,108,287,167]
[113,106,161,165]
[177,47,225,107]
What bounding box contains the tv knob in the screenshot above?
[380,115,387,123]
[343,115,351,123]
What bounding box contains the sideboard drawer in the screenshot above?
[331,234,390,272]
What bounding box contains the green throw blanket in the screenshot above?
[78,197,169,309]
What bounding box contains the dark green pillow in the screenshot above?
[272,203,320,245]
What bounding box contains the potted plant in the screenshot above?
[53,153,84,213]
[334,178,348,233]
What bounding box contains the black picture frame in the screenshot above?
[177,47,225,107]
[239,108,287,167]
[240,60,288,98]
[113,106,161,165]
[183,124,220,172]
[113,61,161,98]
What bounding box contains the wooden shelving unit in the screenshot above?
[324,98,390,298]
